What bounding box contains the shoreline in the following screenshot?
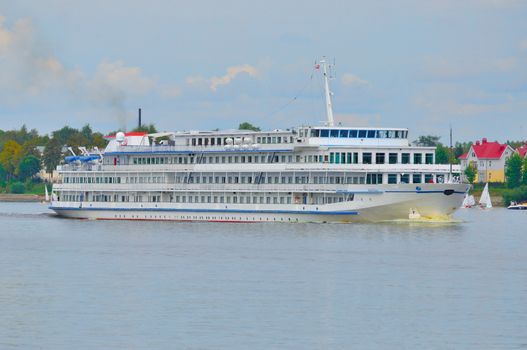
[0,194,45,202]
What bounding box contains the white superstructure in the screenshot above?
[50,60,469,223]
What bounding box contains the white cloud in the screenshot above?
[93,60,155,96]
[184,64,259,92]
[209,64,258,91]
[341,73,369,87]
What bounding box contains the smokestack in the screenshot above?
[138,108,142,129]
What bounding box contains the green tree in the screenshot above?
[505,153,523,188]
[91,133,107,148]
[523,157,527,186]
[412,135,441,147]
[52,126,78,145]
[0,140,23,181]
[132,124,157,133]
[43,138,62,174]
[435,144,450,164]
[238,122,261,132]
[18,155,41,181]
[80,124,94,144]
[464,164,477,184]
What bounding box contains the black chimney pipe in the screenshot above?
[138,108,142,129]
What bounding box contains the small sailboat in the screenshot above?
[479,183,492,209]
[461,194,476,208]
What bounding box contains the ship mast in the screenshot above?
[320,58,335,127]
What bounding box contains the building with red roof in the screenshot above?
[458,138,514,183]
[516,144,527,159]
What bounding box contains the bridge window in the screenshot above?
[367,130,376,138]
[320,129,329,137]
[349,130,358,137]
[330,129,339,137]
[358,130,367,138]
[339,130,348,138]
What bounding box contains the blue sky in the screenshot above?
[1,0,526,143]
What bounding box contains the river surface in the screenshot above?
[0,203,526,349]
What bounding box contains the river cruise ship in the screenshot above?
[50,60,469,222]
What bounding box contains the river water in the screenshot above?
[0,203,525,349]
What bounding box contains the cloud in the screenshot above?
[341,73,369,87]
[192,64,258,92]
[0,14,182,128]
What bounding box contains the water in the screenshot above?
[0,203,526,349]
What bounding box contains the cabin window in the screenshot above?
[389,153,398,164]
[388,174,398,184]
[329,153,335,163]
[375,153,385,164]
[402,153,410,164]
[425,153,434,164]
[362,153,372,164]
[413,174,422,183]
[414,153,423,164]
[366,174,382,184]
[425,174,434,183]
[400,174,410,183]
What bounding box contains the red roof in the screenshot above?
[470,138,508,159]
[458,152,468,160]
[517,144,527,158]
[104,132,147,139]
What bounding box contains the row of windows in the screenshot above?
[329,152,434,165]
[59,192,355,205]
[308,129,408,139]
[64,172,438,187]
[189,135,293,146]
[122,151,435,167]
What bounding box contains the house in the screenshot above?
[458,138,514,183]
[516,144,527,159]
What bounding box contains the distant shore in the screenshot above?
[0,194,45,202]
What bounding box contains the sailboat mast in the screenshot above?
[320,58,335,127]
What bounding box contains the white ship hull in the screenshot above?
[50,183,469,223]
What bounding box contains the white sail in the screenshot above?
[45,185,50,202]
[461,194,476,208]
[479,183,492,209]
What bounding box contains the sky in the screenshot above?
[0,0,526,143]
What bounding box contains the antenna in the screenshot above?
[319,57,335,127]
[449,125,453,181]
